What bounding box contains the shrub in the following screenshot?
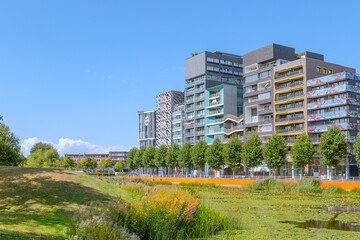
[178,182,220,188]
[247,178,286,191]
[67,202,139,240]
[323,186,347,194]
[295,178,322,193]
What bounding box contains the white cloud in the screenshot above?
[21,137,135,157]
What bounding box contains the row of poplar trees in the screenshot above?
[127,125,359,178]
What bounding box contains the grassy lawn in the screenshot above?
[197,187,360,239]
[0,167,132,239]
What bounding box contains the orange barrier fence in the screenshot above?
[125,176,360,190]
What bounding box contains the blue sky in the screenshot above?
[0,0,359,156]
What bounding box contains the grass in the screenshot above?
[0,166,132,239]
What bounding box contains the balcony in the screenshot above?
[195,121,205,126]
[276,102,304,112]
[196,104,204,109]
[185,131,194,136]
[276,80,303,90]
[277,125,304,134]
[276,91,303,101]
[172,126,183,132]
[186,106,194,111]
[196,130,205,135]
[307,110,357,121]
[307,97,360,110]
[276,114,304,123]
[307,84,360,99]
[208,101,223,106]
[209,92,220,99]
[196,113,205,118]
[185,98,194,103]
[275,69,303,80]
[307,123,360,133]
[247,116,258,124]
[284,138,296,144]
[207,109,223,116]
[208,127,221,134]
[224,125,243,134]
[195,86,205,92]
[195,95,205,101]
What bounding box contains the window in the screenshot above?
[316,67,321,73]
[328,69,333,74]
[322,68,327,74]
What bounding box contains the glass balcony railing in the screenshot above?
[208,110,223,115]
[196,104,204,109]
[185,132,194,136]
[307,84,360,98]
[195,121,205,126]
[276,114,304,122]
[209,101,223,106]
[307,123,360,133]
[185,98,194,103]
[277,125,304,133]
[209,92,220,98]
[276,91,303,101]
[307,110,356,121]
[195,86,205,92]
[275,69,303,80]
[276,80,303,90]
[196,130,205,135]
[276,102,304,112]
[307,97,360,110]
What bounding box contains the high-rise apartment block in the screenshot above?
[172,104,185,147]
[137,110,156,147]
[184,51,243,145]
[156,90,184,147]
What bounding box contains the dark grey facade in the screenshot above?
[137,110,156,147]
[184,51,243,144]
[156,90,184,147]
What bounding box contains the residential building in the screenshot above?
[204,84,243,144]
[185,51,243,145]
[307,72,360,177]
[66,153,109,165]
[109,151,128,164]
[243,44,297,143]
[156,90,184,147]
[273,52,354,147]
[137,110,156,147]
[172,104,185,146]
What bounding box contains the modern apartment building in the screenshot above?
[204,84,243,144]
[66,153,109,165]
[109,151,128,164]
[156,90,184,147]
[243,44,297,143]
[307,72,360,177]
[184,51,243,145]
[172,104,185,146]
[273,52,354,147]
[137,110,156,147]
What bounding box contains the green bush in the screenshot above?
[178,182,220,188]
[295,178,322,193]
[247,178,285,191]
[323,186,347,194]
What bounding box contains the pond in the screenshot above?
[281,220,360,232]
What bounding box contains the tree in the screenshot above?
[26,146,59,168]
[100,158,113,169]
[178,142,192,168]
[0,116,22,166]
[115,160,125,172]
[205,138,224,171]
[191,140,207,169]
[79,157,98,170]
[292,133,315,175]
[319,125,348,180]
[166,143,180,171]
[134,146,146,170]
[154,145,167,167]
[354,132,360,164]
[242,133,263,172]
[60,155,76,168]
[223,135,242,176]
[142,145,156,168]
[127,147,138,171]
[30,142,53,155]
[263,134,288,176]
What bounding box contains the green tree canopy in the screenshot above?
[142,145,156,168]
[134,146,146,169]
[223,135,242,174]
[166,143,180,169]
[263,134,288,172]
[154,145,167,167]
[354,132,360,164]
[127,147,138,171]
[191,140,207,169]
[0,116,22,166]
[26,145,59,168]
[79,157,98,170]
[319,125,348,169]
[178,142,192,168]
[30,142,53,155]
[205,138,224,170]
[242,133,263,169]
[115,160,125,171]
[100,158,114,169]
[291,133,315,168]
[60,155,76,168]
